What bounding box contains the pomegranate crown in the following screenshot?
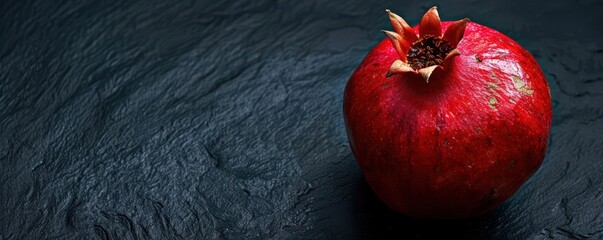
[384,6,470,82]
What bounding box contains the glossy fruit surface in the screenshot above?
[343,7,552,218]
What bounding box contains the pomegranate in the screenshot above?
[343,6,552,218]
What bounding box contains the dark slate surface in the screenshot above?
[1,0,602,239]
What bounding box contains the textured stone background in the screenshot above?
[1,0,602,239]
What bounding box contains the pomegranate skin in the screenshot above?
[343,22,552,219]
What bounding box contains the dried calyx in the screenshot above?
[384,7,470,82]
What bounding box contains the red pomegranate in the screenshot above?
[343,6,552,218]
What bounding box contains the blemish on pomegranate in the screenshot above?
[512,76,534,94]
[474,54,482,62]
[489,72,502,83]
[509,159,517,168]
[476,127,482,134]
[488,97,498,109]
[486,82,498,92]
[485,137,493,146]
[436,113,445,131]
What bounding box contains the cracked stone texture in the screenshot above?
[1,0,602,239]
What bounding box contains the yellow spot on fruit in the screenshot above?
[488,97,498,109]
[490,72,502,83]
[512,76,534,95]
[486,82,498,92]
[490,72,498,79]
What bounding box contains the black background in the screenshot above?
[1,0,602,239]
